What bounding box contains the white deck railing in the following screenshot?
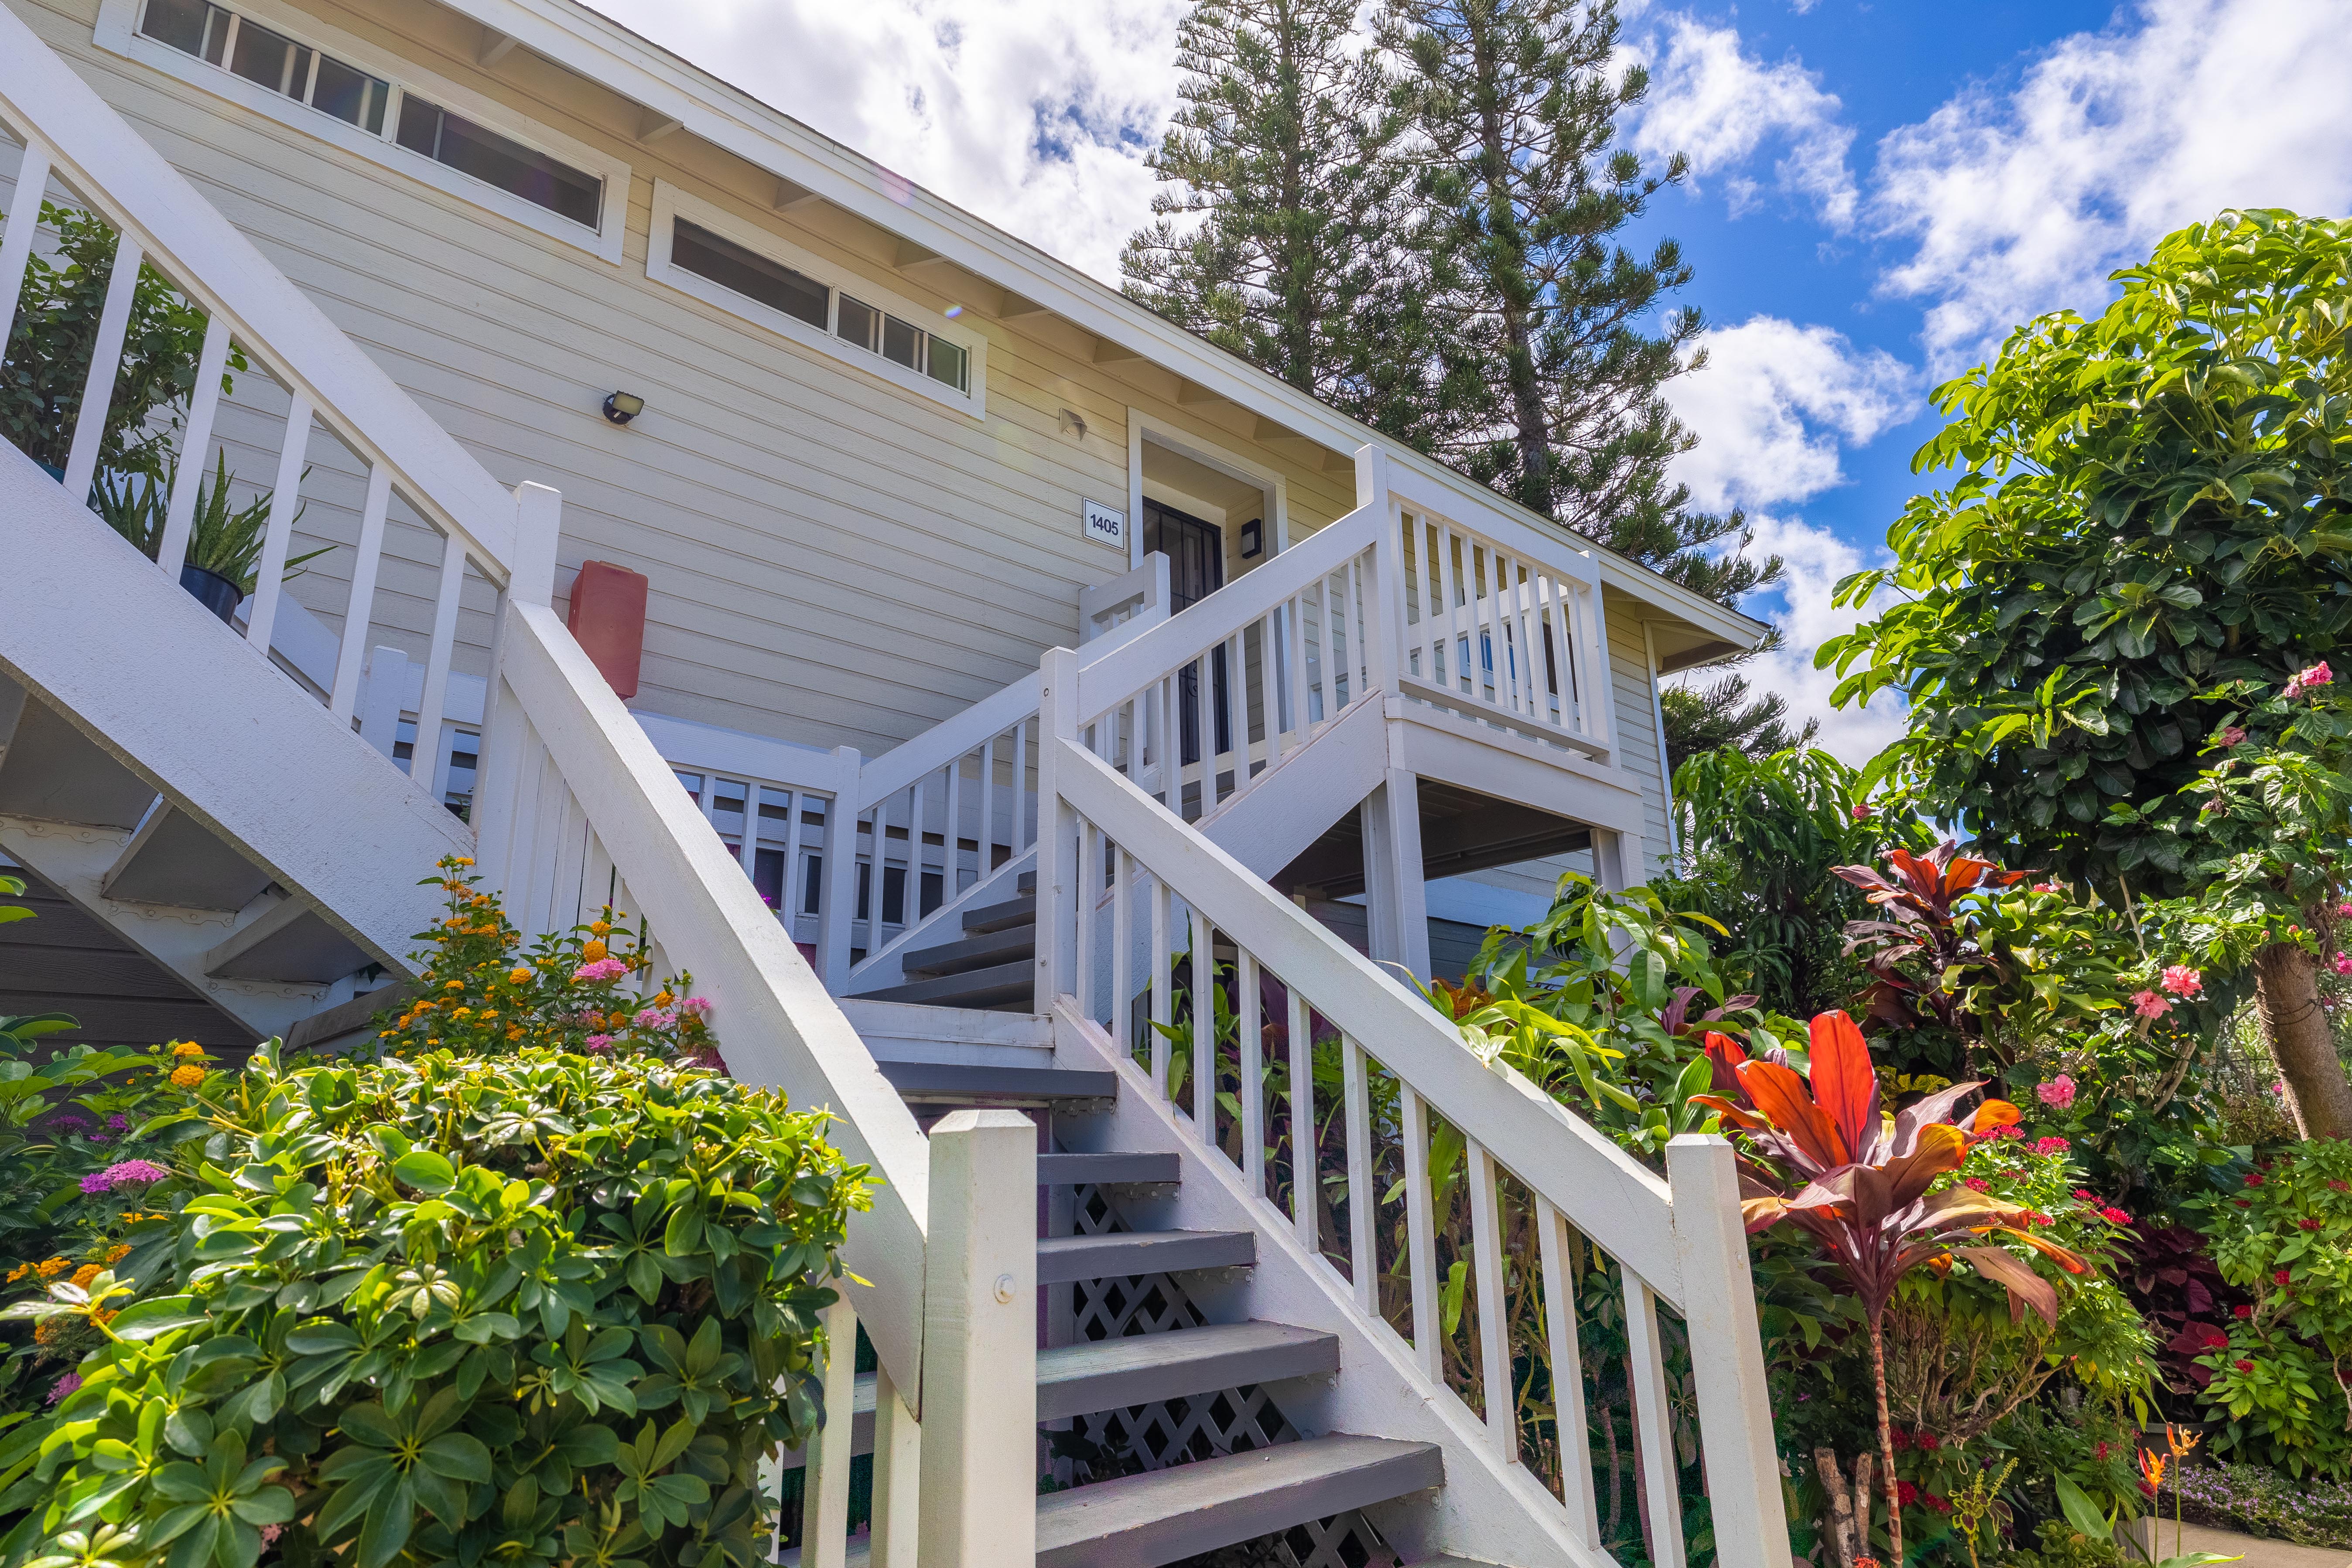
[0,19,1034,1564]
[1036,644,1787,1568]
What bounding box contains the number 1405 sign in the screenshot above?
[1082,499,1125,550]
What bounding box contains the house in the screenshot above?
[0,0,1788,1562]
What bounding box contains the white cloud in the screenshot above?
[579,0,1187,282]
[1663,316,1915,513]
[1871,0,2352,367]
[1630,16,1856,226]
[1680,515,1908,766]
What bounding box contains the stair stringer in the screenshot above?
[1197,692,1391,880]
[1048,1000,1615,1568]
[0,449,473,1031]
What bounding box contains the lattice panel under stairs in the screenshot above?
[1061,1186,1399,1568]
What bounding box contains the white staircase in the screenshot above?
[0,10,1790,1565]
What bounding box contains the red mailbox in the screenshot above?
[565,559,649,700]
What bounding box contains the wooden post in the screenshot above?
[1360,770,1431,983]
[801,1296,858,1568]
[1034,646,1079,1011]
[1669,1134,1794,1568]
[868,1363,921,1567]
[918,1109,1037,1566]
[818,744,863,994]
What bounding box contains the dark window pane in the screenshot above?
[229,18,303,94]
[881,314,920,370]
[881,865,906,926]
[139,0,211,56]
[920,871,943,919]
[802,854,823,916]
[310,54,387,134]
[671,219,827,330]
[837,296,878,352]
[396,93,602,229]
[855,861,871,922]
[753,847,785,909]
[927,337,967,391]
[394,96,440,158]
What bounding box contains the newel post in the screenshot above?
[1667,1134,1793,1568]
[1033,646,1080,1012]
[817,744,863,994]
[473,482,564,882]
[1355,444,1405,697]
[917,1110,1038,1565]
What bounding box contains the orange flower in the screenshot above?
[34,1257,71,1280]
[581,939,609,963]
[69,1264,101,1290]
[2167,1426,2202,1460]
[102,1245,130,1264]
[2138,1450,2167,1492]
[444,980,464,992]
[590,921,612,937]
[170,1064,206,1088]
[170,1041,204,1058]
[508,967,533,985]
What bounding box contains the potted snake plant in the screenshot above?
[91,452,328,624]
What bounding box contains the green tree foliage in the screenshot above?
[1818,208,2352,1134]
[0,202,238,481]
[1659,665,1818,773]
[1122,0,1460,446]
[1374,0,1777,605]
[1666,748,1883,1019]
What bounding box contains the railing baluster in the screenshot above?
[242,390,313,656]
[868,1363,920,1568]
[1284,591,1308,743]
[945,747,964,895]
[0,140,55,346]
[328,464,392,721]
[779,786,806,933]
[1400,1082,1440,1380]
[1254,614,1282,772]
[907,772,928,931]
[1013,715,1030,851]
[61,233,145,503]
[1467,1138,1514,1459]
[1287,984,1316,1254]
[157,313,230,579]
[1341,1035,1376,1315]
[413,532,465,796]
[1111,847,1132,1061]
[1075,820,1098,1021]
[1510,558,1545,724]
[1190,903,1214,1136]
[1149,874,1172,1097]
[802,1295,859,1568]
[1537,1195,1602,1546]
[1624,1273,1689,1568]
[1237,948,1263,1196]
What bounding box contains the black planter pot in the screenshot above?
[180,564,244,624]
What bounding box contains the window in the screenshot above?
[140,0,387,134]
[647,182,983,416]
[113,0,625,258]
[671,219,827,331]
[395,95,602,230]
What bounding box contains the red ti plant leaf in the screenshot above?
[1808,1010,1883,1166]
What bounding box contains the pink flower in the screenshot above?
[678,996,713,1017]
[1851,802,1874,821]
[1993,1125,2024,1141]
[2033,1137,2071,1155]
[81,1158,171,1194]
[2101,1206,2133,1226]
[572,958,630,982]
[2222,726,2249,747]
[583,1033,615,1053]
[2036,1075,2077,1110]
[2285,662,2334,698]
[2132,990,2171,1020]
[2336,953,2352,977]
[1963,1177,1991,1192]
[2338,902,2352,919]
[632,1008,678,1029]
[2033,881,2059,893]
[2161,965,2203,997]
[45,1373,80,1405]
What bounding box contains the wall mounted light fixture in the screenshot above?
[602,391,645,425]
[1240,518,1263,559]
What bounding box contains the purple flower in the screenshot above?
[583,1034,615,1054]
[106,1115,130,1132]
[85,1159,171,1194]
[49,1113,89,1134]
[45,1373,80,1405]
[78,1172,112,1195]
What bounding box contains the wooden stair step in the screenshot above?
[1033,1434,1443,1568]
[1036,1228,1253,1284]
[898,922,1036,979]
[1036,1151,1179,1185]
[877,1060,1116,1104]
[960,892,1038,935]
[851,960,1033,1009]
[1037,1320,1339,1422]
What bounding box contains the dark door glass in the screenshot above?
[1142,500,1229,765]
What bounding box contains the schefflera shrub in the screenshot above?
[3,1043,868,1568]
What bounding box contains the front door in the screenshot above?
[1143,500,1228,765]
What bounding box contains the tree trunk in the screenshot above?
[1814,1447,1856,1568]
[2254,941,2352,1139]
[1867,1307,1902,1566]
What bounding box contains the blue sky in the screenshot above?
[584,0,2352,758]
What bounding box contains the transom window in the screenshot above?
[130,0,608,237]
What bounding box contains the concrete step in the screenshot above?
[1036,1151,1179,1186]
[1033,1434,1443,1568]
[876,1060,1116,1105]
[851,959,1032,1009]
[898,921,1036,979]
[1036,1320,1338,1423]
[1036,1229,1254,1285]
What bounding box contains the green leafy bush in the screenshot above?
[0,1043,867,1568]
